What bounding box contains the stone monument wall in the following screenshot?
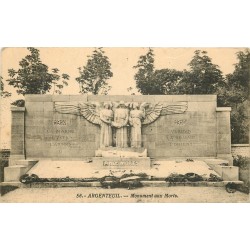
[10,95,232,160]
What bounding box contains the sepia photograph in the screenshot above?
[0,1,249,250]
[0,47,249,203]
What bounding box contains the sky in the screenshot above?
[0,47,244,148]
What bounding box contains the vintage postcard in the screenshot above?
[0,47,249,202]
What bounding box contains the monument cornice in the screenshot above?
[216,107,232,112]
[10,107,25,112]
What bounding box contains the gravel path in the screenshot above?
[1,186,249,203]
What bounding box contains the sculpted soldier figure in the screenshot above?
[113,101,129,148]
[99,102,113,147]
[129,102,145,148]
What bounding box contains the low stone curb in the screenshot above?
[1,180,244,189]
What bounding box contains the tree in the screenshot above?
[76,48,113,95]
[7,47,69,95]
[230,102,249,143]
[127,86,136,95]
[133,48,155,95]
[0,76,11,98]
[134,49,224,95]
[181,50,224,94]
[153,69,183,94]
[217,49,250,143]
[226,49,249,101]
[51,68,69,95]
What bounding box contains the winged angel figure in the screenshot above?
[54,101,188,148]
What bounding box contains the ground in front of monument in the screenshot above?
[0,186,248,203]
[1,159,249,203]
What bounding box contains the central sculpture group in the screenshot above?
[100,101,145,148]
[54,99,188,149]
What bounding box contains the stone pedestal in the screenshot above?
[4,159,38,182]
[9,107,25,165]
[216,107,233,164]
[222,166,239,181]
[211,165,239,181]
[4,165,32,182]
[5,108,36,182]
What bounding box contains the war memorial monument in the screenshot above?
[2,93,241,194]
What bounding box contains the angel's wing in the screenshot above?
[78,102,101,125]
[54,102,81,116]
[142,103,163,125]
[161,102,188,115]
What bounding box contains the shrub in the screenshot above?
[233,155,249,169]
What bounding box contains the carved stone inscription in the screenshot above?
[45,117,77,147]
[151,109,217,157]
[103,161,138,167]
[155,116,197,146]
[41,112,98,157]
[168,128,196,146]
[53,119,67,125]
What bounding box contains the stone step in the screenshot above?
[15,160,38,167]
[211,165,239,181]
[204,158,229,166]
[4,164,34,182]
[9,157,38,167]
[0,180,244,189]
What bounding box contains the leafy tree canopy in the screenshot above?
[134,49,224,95]
[227,49,249,100]
[76,48,113,95]
[133,48,155,95]
[7,47,69,95]
[153,69,183,94]
[182,50,224,94]
[230,101,249,143]
[217,49,249,143]
[217,49,249,107]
